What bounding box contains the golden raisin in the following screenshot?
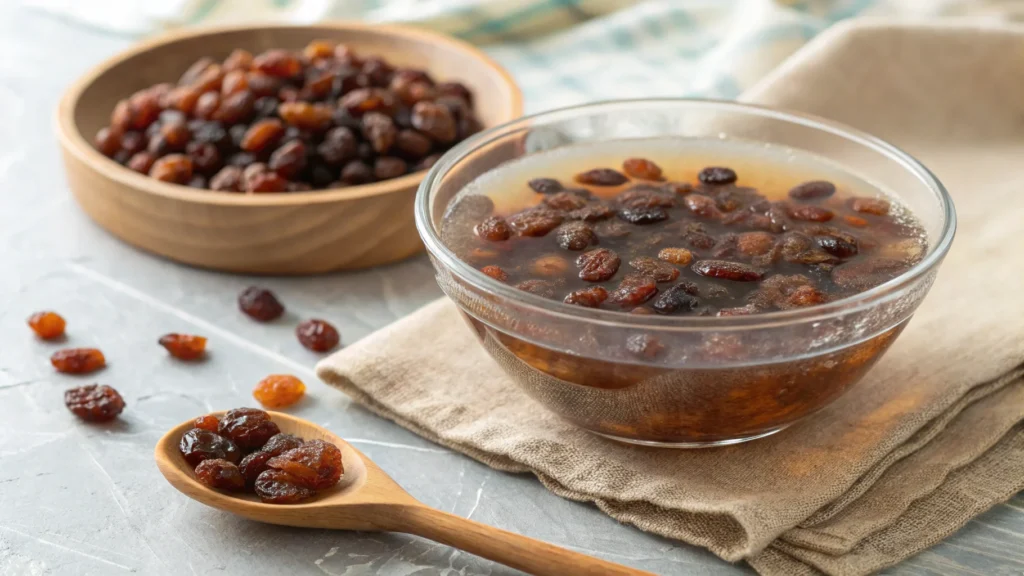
[850,197,891,216]
[622,158,663,180]
[158,333,208,360]
[295,319,340,352]
[194,414,220,432]
[253,375,307,409]
[657,247,693,266]
[481,265,508,282]
[27,311,66,340]
[253,49,302,78]
[278,101,333,131]
[303,40,335,61]
[51,348,106,374]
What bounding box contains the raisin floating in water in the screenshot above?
[507,207,564,237]
[698,166,737,185]
[616,186,676,209]
[622,158,663,180]
[295,319,340,352]
[255,469,317,504]
[608,274,658,307]
[179,428,241,466]
[737,232,775,256]
[480,266,509,282]
[475,216,511,241]
[788,205,834,222]
[850,197,891,216]
[515,279,558,298]
[628,257,680,282]
[531,255,570,277]
[617,206,667,225]
[652,283,702,314]
[238,287,285,322]
[266,439,344,490]
[555,221,597,251]
[576,248,621,282]
[575,168,628,187]
[194,414,220,432]
[529,178,563,194]
[626,334,664,359]
[789,180,836,200]
[563,286,609,307]
[816,234,859,258]
[831,258,907,291]
[568,202,616,222]
[543,190,590,211]
[158,333,208,360]
[27,311,65,340]
[657,248,693,266]
[51,348,106,374]
[253,375,307,408]
[64,384,125,422]
[683,194,722,219]
[692,260,763,282]
[194,458,246,491]
[218,407,281,451]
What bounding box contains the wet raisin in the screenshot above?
[179,428,241,466]
[555,221,597,251]
[608,274,658,307]
[622,158,662,180]
[528,178,563,194]
[218,407,280,451]
[158,333,207,360]
[657,247,693,266]
[507,207,564,237]
[575,168,628,187]
[64,384,124,422]
[617,206,667,224]
[531,254,570,277]
[737,232,775,256]
[568,203,616,222]
[616,186,676,209]
[475,216,512,241]
[698,166,737,185]
[692,260,763,282]
[481,265,509,282]
[652,283,701,314]
[626,334,664,359]
[563,286,608,307]
[515,279,558,298]
[27,311,65,340]
[629,257,679,282]
[544,190,591,211]
[238,286,285,322]
[789,180,836,200]
[266,439,343,490]
[850,197,891,216]
[788,205,834,222]
[295,319,340,353]
[576,248,620,282]
[684,194,722,219]
[253,374,307,408]
[51,348,106,374]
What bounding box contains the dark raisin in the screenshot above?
[698,166,737,185]
[195,459,246,491]
[410,101,457,143]
[507,207,564,237]
[127,152,157,174]
[576,248,620,282]
[543,190,590,211]
[616,186,676,209]
[475,216,512,241]
[692,260,763,282]
[789,180,836,200]
[515,279,558,298]
[652,284,701,314]
[481,266,509,282]
[213,90,256,125]
[374,157,407,180]
[179,428,241,466]
[622,158,662,180]
[186,141,222,176]
[528,178,563,194]
[218,407,280,451]
[296,319,340,352]
[575,168,628,187]
[628,257,679,282]
[255,469,317,504]
[254,95,281,117]
[361,112,396,153]
[563,286,608,307]
[394,129,433,159]
[555,221,597,251]
[831,257,907,291]
[817,235,858,258]
[210,166,244,192]
[340,161,373,184]
[239,286,285,321]
[317,127,358,166]
[268,140,307,179]
[64,384,124,422]
[608,274,658,307]
[617,206,668,224]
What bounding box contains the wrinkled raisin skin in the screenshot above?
[475,216,511,241]
[622,158,662,180]
[576,248,620,282]
[64,384,125,422]
[266,439,344,490]
[195,459,246,492]
[238,287,285,322]
[253,374,307,408]
[179,428,241,466]
[295,319,340,352]
[564,286,609,307]
[51,348,106,374]
[575,168,628,187]
[692,260,764,282]
[698,166,737,185]
[255,469,317,504]
[218,407,281,451]
[158,333,207,360]
[28,311,65,340]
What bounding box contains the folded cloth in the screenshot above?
[317,20,1024,575]
[23,0,1024,105]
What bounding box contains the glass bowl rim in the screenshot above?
[414,98,956,332]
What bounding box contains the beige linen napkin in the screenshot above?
[318,20,1024,575]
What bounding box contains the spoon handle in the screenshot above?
[391,504,653,576]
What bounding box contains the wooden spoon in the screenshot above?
[155,411,652,576]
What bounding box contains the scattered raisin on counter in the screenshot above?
[158,333,208,360]
[295,319,340,352]
[27,311,66,340]
[253,375,306,409]
[93,40,483,192]
[238,286,285,322]
[51,348,106,374]
[64,384,125,422]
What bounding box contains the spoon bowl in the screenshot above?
[155,411,652,575]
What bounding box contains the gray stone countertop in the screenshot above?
[1,3,1021,575]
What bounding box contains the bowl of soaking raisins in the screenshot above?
[415,99,956,447]
[56,23,521,274]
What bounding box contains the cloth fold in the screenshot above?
[317,20,1024,576]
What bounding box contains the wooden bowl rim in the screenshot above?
[56,21,523,207]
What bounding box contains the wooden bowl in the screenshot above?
[56,23,522,275]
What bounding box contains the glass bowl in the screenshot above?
[414,99,955,448]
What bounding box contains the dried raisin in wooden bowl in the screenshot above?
[56,23,522,274]
[155,410,368,510]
